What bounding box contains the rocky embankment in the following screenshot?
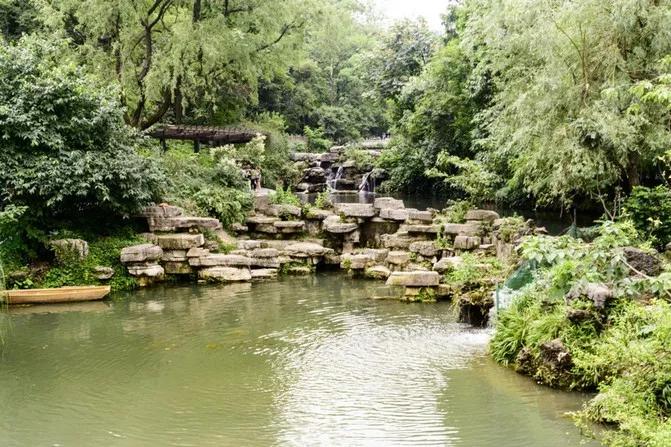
[119,195,535,323]
[291,145,385,193]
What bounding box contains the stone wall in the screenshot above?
[121,198,534,315]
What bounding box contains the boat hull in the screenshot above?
[2,286,111,305]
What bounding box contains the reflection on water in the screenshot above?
[0,275,596,446]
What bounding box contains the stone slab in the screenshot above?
[386,271,440,287]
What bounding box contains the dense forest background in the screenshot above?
[2,0,671,261]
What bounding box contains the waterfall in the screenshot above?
[328,166,344,191]
[358,171,374,193]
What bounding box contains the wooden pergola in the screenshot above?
[147,124,259,152]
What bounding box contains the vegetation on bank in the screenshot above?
[491,219,671,446]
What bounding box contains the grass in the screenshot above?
[490,221,671,446]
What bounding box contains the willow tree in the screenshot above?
[38,0,316,129]
[462,0,671,208]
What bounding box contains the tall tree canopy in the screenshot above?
[38,0,316,129]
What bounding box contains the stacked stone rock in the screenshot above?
[291,145,382,193]
[120,198,516,301]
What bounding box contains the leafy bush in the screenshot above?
[304,126,332,152]
[443,200,471,223]
[343,147,374,169]
[34,229,144,291]
[314,191,333,209]
[623,185,671,248]
[0,36,163,222]
[270,185,301,207]
[160,142,253,228]
[490,220,671,445]
[246,113,301,187]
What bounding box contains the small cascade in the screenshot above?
[328,165,344,191]
[358,171,375,193]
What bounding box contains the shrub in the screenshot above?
[304,126,332,152]
[314,191,333,209]
[0,36,163,222]
[160,141,253,228]
[270,185,301,207]
[343,147,374,169]
[623,185,671,248]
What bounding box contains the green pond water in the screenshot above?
[0,274,598,446]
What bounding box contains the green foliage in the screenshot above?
[36,230,142,292]
[462,0,671,208]
[304,126,332,152]
[497,216,527,243]
[444,253,505,291]
[0,36,164,222]
[623,185,671,248]
[368,18,437,100]
[38,0,315,129]
[270,185,301,207]
[0,0,39,40]
[246,113,300,188]
[491,220,671,445]
[443,200,471,224]
[160,141,253,228]
[379,37,481,194]
[427,153,499,200]
[257,0,389,140]
[343,147,374,170]
[314,191,333,210]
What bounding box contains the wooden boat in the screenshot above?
[1,286,111,305]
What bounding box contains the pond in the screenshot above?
[0,275,597,446]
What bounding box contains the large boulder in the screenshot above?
[386,251,411,266]
[365,265,391,280]
[323,215,358,233]
[140,204,183,218]
[374,197,404,211]
[441,223,481,236]
[408,241,440,258]
[566,282,613,309]
[402,224,440,234]
[156,233,205,250]
[273,220,305,233]
[454,235,481,250]
[198,267,251,282]
[268,204,302,218]
[433,256,463,273]
[465,209,500,222]
[407,210,433,223]
[50,239,89,262]
[148,216,221,232]
[161,250,187,262]
[386,271,440,287]
[379,208,411,221]
[250,248,280,258]
[334,203,376,218]
[341,253,374,270]
[188,254,252,267]
[361,248,389,263]
[120,244,163,263]
[284,242,332,257]
[127,264,165,278]
[301,167,327,184]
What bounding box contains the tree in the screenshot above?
[256,0,388,142]
[0,36,163,221]
[369,18,437,100]
[37,0,315,129]
[462,0,671,208]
